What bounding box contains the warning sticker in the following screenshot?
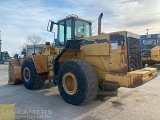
[111,43,118,49]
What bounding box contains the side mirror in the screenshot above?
[47,20,55,32]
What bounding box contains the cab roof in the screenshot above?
[57,14,92,24]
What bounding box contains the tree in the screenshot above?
[21,48,27,58]
[26,34,45,54]
[13,53,19,58]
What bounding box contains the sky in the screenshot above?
[0,0,160,56]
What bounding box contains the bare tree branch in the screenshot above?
[27,34,45,45]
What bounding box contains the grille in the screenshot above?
[141,49,151,57]
[127,37,142,71]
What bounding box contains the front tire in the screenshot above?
[57,59,98,105]
[21,59,47,90]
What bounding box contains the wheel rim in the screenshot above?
[62,72,78,95]
[23,67,30,82]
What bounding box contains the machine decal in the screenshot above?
[111,43,118,49]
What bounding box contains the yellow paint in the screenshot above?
[143,45,160,63]
[9,30,157,88]
[151,47,160,62]
[29,55,48,73]
[105,73,131,87]
[83,43,110,56]
[0,104,15,120]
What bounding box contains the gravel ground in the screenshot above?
[0,64,160,120]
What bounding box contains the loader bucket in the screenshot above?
[8,58,25,84]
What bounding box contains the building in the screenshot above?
[21,44,46,57]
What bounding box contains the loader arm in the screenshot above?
[53,40,80,75]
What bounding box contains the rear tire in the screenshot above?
[57,59,98,105]
[21,59,47,90]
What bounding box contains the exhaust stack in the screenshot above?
[98,13,103,35]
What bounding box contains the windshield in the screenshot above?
[142,38,157,46]
[57,18,91,46]
[75,20,91,38]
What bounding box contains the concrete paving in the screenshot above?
[0,64,160,120]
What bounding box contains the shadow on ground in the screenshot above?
[0,80,116,120]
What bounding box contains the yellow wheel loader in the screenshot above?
[141,34,160,66]
[8,13,157,105]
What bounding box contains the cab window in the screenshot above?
[58,21,65,45]
[75,20,91,39]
